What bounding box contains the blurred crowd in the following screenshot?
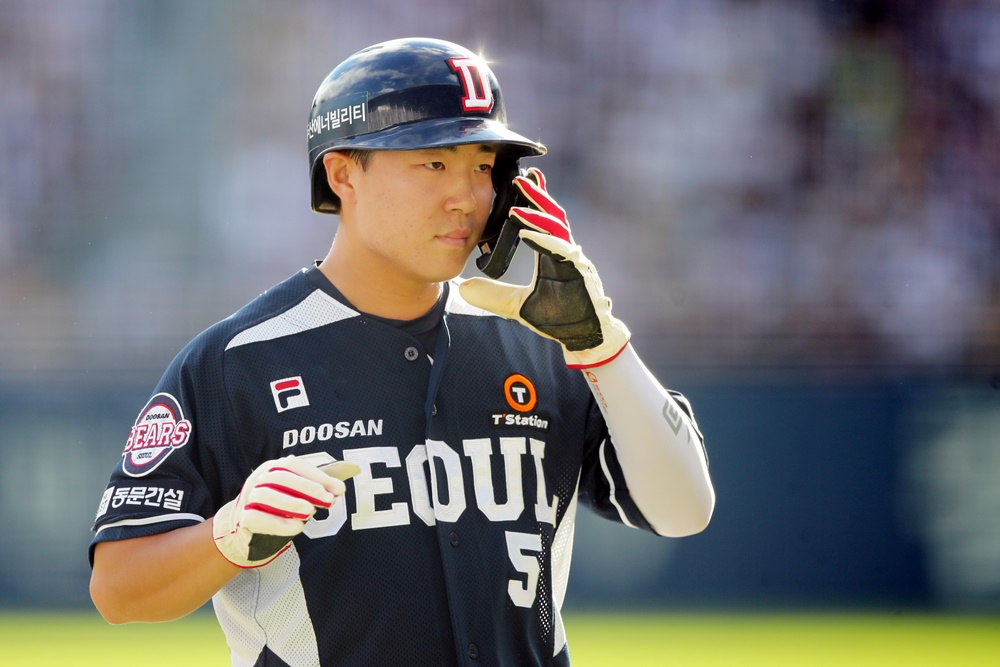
[1,0,998,384]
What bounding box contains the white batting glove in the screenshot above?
[461,168,630,369]
[213,455,360,568]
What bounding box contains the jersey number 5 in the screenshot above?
[505,530,542,608]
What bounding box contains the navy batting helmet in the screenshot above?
[307,38,547,277]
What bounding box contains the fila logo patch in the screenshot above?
[447,57,494,112]
[271,376,309,413]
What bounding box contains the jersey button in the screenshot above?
[449,531,459,547]
[431,404,438,416]
[467,643,479,660]
[404,346,419,361]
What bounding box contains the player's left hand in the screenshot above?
[460,168,630,369]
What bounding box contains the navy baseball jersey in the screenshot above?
[91,264,688,667]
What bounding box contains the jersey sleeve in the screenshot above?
[576,388,706,533]
[89,328,249,563]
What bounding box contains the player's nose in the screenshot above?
[444,171,479,215]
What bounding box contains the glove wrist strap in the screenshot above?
[565,339,630,370]
[212,503,289,569]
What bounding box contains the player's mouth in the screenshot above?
[436,231,471,248]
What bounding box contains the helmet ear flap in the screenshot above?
[311,155,341,214]
[476,158,526,278]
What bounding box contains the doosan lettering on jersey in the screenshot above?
[282,419,384,447]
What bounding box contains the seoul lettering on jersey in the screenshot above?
[303,437,558,537]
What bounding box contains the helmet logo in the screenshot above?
[447,57,494,113]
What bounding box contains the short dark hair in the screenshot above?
[340,149,374,170]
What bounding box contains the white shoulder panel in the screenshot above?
[226,289,359,351]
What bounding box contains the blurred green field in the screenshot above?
[1,610,997,666]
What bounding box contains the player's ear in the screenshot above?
[323,151,358,208]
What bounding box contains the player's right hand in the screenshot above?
[461,168,630,369]
[212,455,359,568]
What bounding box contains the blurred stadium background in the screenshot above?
[1,0,998,653]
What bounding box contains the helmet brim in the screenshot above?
[333,117,547,157]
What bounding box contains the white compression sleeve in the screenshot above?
[583,344,715,537]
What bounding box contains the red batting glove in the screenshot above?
[461,168,630,368]
[213,455,358,568]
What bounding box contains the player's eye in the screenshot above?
[475,163,493,174]
[424,161,446,171]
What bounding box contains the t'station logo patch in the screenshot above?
[271,376,310,413]
[122,392,192,477]
[492,373,549,432]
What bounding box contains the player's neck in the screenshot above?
[318,238,443,321]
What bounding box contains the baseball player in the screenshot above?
[89,38,714,667]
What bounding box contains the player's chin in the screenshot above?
[425,247,474,281]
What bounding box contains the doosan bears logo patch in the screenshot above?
[122,392,192,477]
